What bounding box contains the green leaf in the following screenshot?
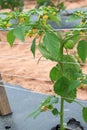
[68,80,81,92]
[47,104,54,110]
[61,55,81,80]
[38,43,56,61]
[14,26,25,42]
[77,40,87,62]
[82,79,87,84]
[67,14,81,22]
[72,32,80,43]
[36,10,44,15]
[38,43,51,59]
[40,96,53,106]
[54,77,76,102]
[82,107,87,122]
[7,29,15,47]
[49,14,60,26]
[54,77,70,96]
[43,32,60,60]
[56,31,62,42]
[65,90,76,103]
[27,107,41,119]
[31,38,36,57]
[40,96,58,107]
[52,108,59,116]
[50,65,62,82]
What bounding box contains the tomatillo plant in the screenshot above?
[0,7,87,130]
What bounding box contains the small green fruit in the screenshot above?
[64,40,75,49]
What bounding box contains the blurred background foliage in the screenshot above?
[0,0,72,11]
[0,0,24,11]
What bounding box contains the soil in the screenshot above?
[0,0,87,100]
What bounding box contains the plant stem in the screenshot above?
[59,35,64,130]
[60,97,64,130]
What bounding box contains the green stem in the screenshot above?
[59,36,64,130]
[60,97,64,130]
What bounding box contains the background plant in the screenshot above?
[0,6,87,130]
[0,0,24,11]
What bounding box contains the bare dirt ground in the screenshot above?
[0,0,87,100]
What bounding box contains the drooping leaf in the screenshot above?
[27,96,56,119]
[52,108,59,116]
[77,40,87,62]
[40,96,51,106]
[82,107,87,123]
[43,31,60,60]
[14,26,25,42]
[31,37,36,57]
[50,65,62,82]
[38,43,57,61]
[7,29,15,47]
[27,107,41,119]
[40,96,53,106]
